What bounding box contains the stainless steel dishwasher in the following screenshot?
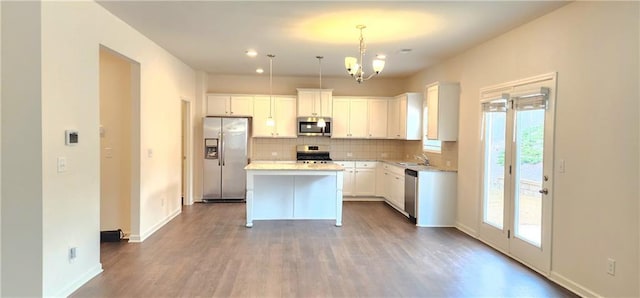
[404,169,418,224]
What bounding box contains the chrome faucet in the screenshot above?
[414,153,430,166]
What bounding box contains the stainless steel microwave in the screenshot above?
[297,117,331,136]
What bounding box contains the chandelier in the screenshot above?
[344,25,385,83]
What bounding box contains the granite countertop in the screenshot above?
[334,159,457,173]
[245,162,344,171]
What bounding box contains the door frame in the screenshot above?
[181,98,194,205]
[477,72,557,275]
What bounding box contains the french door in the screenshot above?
[479,76,556,274]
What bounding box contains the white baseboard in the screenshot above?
[342,196,384,202]
[417,224,456,228]
[549,271,601,297]
[55,263,103,297]
[455,222,596,297]
[455,221,478,238]
[132,208,181,243]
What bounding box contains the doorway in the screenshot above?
[478,73,557,274]
[99,46,141,241]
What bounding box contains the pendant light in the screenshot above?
[316,56,326,128]
[266,54,275,127]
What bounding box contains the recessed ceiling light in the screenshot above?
[376,54,386,59]
[246,50,258,57]
[399,49,412,54]
[256,68,264,74]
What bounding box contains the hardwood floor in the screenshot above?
[72,202,575,297]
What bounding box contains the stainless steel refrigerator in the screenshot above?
[203,117,249,201]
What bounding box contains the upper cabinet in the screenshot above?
[253,96,297,138]
[332,97,368,138]
[425,83,460,141]
[367,98,388,139]
[388,93,422,140]
[297,88,332,118]
[206,94,253,116]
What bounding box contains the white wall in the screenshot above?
[99,48,132,234]
[1,2,43,296]
[407,2,639,296]
[37,1,196,296]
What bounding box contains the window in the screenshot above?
[422,104,442,152]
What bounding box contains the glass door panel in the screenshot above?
[482,111,507,229]
[513,109,545,247]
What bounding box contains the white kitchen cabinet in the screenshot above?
[367,98,388,139]
[332,97,368,138]
[380,163,405,210]
[425,82,460,141]
[206,94,253,116]
[416,171,457,227]
[252,96,296,138]
[375,163,386,197]
[354,161,376,196]
[336,161,377,197]
[297,88,332,118]
[335,161,355,196]
[387,93,422,140]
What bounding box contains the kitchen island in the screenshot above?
[244,162,344,227]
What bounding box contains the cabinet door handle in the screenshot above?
[395,177,400,180]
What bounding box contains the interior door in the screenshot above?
[479,76,555,274]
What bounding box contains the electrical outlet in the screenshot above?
[607,258,616,276]
[446,160,451,167]
[347,152,353,157]
[271,152,278,156]
[559,159,566,173]
[69,247,77,262]
[381,152,388,158]
[147,148,154,158]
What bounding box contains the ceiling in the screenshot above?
[97,1,568,78]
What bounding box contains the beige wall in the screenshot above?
[37,2,196,296]
[1,2,43,296]
[406,2,639,296]
[208,74,408,97]
[99,48,132,234]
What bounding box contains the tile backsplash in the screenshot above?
[251,137,458,170]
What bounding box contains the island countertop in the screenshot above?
[245,162,344,171]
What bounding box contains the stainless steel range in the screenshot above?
[296,145,332,164]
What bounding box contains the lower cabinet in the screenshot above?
[336,161,377,197]
[381,163,405,210]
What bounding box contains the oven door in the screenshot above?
[297,118,331,136]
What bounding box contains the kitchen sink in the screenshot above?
[397,162,419,166]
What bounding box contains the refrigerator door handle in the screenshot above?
[221,132,225,166]
[218,132,222,166]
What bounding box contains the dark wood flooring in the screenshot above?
[72,202,576,297]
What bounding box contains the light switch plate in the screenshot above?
[57,157,67,173]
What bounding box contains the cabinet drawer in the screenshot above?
[335,161,355,168]
[355,161,377,169]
